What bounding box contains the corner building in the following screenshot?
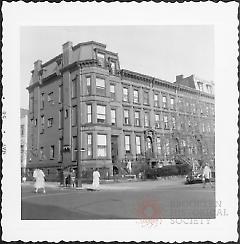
[27,41,215,180]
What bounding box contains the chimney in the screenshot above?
[176,74,184,83]
[34,60,42,71]
[32,60,42,83]
[62,41,73,67]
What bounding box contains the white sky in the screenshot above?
[20,26,214,109]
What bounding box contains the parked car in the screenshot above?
[185,172,203,184]
[185,171,215,184]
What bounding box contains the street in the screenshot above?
[21,180,215,220]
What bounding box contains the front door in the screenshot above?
[111,135,118,164]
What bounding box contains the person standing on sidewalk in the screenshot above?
[127,160,132,174]
[202,163,213,188]
[92,168,100,190]
[33,168,46,193]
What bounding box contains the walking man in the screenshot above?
[127,160,132,174]
[202,163,213,188]
[92,168,101,190]
[33,168,46,193]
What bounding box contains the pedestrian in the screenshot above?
[33,168,46,193]
[127,160,132,174]
[92,168,100,190]
[202,163,213,188]
[70,169,76,188]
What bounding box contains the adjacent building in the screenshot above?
[26,41,215,180]
[21,108,28,178]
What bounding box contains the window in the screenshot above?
[172,116,176,129]
[154,94,159,107]
[143,91,149,105]
[97,52,105,67]
[34,119,37,127]
[123,87,129,102]
[186,101,190,113]
[111,109,116,125]
[86,77,91,95]
[170,98,175,110]
[97,105,106,123]
[155,114,161,128]
[178,97,183,111]
[110,84,116,100]
[110,61,116,75]
[134,111,140,126]
[40,147,44,161]
[162,95,167,108]
[87,134,92,157]
[40,115,44,133]
[40,93,45,109]
[59,110,62,129]
[87,104,92,123]
[58,138,63,161]
[163,115,168,129]
[156,137,161,155]
[72,79,77,98]
[197,82,204,92]
[136,135,141,155]
[72,106,77,126]
[136,136,141,155]
[72,136,77,161]
[21,125,24,136]
[64,109,69,119]
[133,90,139,103]
[165,139,170,155]
[96,78,106,96]
[59,85,63,103]
[50,145,55,159]
[192,103,196,113]
[180,116,185,130]
[125,135,131,153]
[144,112,150,127]
[206,84,213,94]
[47,118,53,127]
[97,134,107,157]
[48,92,53,102]
[124,109,130,125]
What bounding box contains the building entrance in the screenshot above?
[111,135,118,164]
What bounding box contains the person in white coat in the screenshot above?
[33,168,46,193]
[92,168,100,190]
[202,163,213,188]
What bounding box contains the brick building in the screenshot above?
[26,41,215,180]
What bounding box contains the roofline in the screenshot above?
[32,41,107,72]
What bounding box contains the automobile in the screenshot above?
[185,171,215,184]
[185,172,203,184]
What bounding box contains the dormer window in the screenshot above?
[206,84,213,94]
[97,52,105,67]
[110,60,116,74]
[197,82,204,92]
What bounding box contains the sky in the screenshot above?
[20,26,214,109]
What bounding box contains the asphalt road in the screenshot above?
[21,180,215,220]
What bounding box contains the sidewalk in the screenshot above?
[22,176,185,191]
